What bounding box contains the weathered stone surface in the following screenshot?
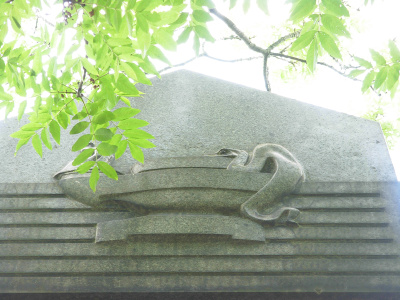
[0,71,399,294]
[0,70,396,183]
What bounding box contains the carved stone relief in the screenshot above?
[54,143,305,242]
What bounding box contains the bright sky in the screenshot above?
[1,0,399,179]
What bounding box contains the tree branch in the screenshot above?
[209,8,266,54]
[158,55,205,74]
[270,52,361,82]
[263,55,271,91]
[266,31,301,53]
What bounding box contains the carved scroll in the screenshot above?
[215,144,305,225]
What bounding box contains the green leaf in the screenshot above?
[318,31,342,59]
[388,40,400,61]
[20,123,43,131]
[320,14,350,37]
[18,100,27,121]
[95,128,114,141]
[118,118,149,129]
[386,66,399,90]
[57,31,65,56]
[15,137,30,154]
[154,28,177,51]
[192,10,213,23]
[127,0,136,10]
[194,25,215,42]
[81,58,98,75]
[147,45,171,65]
[370,49,386,66]
[257,0,269,15]
[57,111,69,129]
[124,128,154,139]
[10,130,35,139]
[89,166,99,192]
[98,161,118,180]
[136,13,149,33]
[361,71,375,93]
[321,0,349,17]
[177,27,192,44]
[348,69,366,78]
[32,51,42,74]
[115,139,128,159]
[72,148,95,166]
[128,138,156,148]
[97,142,118,156]
[32,134,43,158]
[41,128,52,150]
[137,26,151,56]
[374,67,387,89]
[93,111,115,124]
[72,134,93,152]
[120,62,152,85]
[128,141,144,163]
[76,161,96,174]
[49,120,61,144]
[113,107,141,121]
[290,0,317,23]
[291,30,316,51]
[70,121,90,134]
[115,74,140,96]
[195,0,215,8]
[306,39,318,72]
[354,57,373,69]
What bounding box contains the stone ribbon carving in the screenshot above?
[215,144,305,225]
[55,143,305,242]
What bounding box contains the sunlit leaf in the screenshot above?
[318,31,342,59]
[41,128,52,150]
[321,14,350,37]
[70,121,90,134]
[72,148,95,166]
[98,161,118,180]
[49,120,61,144]
[361,71,375,93]
[18,100,27,121]
[97,142,118,156]
[72,134,93,151]
[115,139,128,159]
[76,161,95,174]
[354,57,373,69]
[123,128,154,140]
[95,128,114,141]
[370,49,386,66]
[291,30,316,51]
[89,166,99,192]
[290,0,317,23]
[321,0,349,17]
[306,39,318,72]
[128,141,144,163]
[32,134,43,158]
[389,40,400,61]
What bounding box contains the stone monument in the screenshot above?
[0,70,399,296]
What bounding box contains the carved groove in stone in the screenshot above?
[96,215,266,243]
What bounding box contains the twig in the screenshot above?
[270,52,361,82]
[209,8,266,54]
[266,31,301,53]
[158,54,205,74]
[263,55,271,91]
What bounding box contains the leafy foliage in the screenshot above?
[1,0,216,191]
